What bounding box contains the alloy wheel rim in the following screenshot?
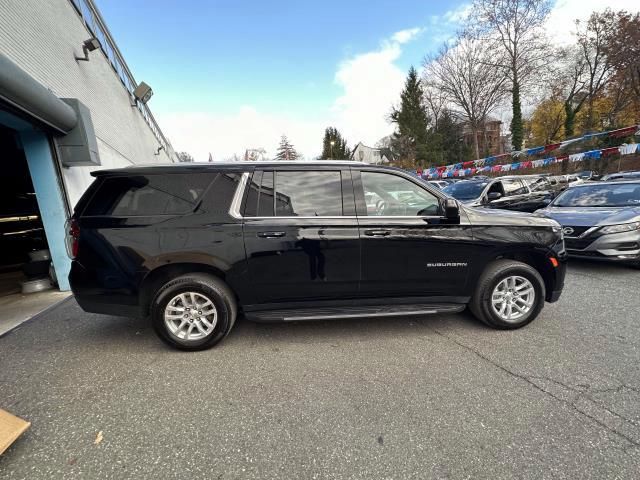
[491,275,535,322]
[164,292,217,341]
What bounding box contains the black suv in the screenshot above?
[443,175,555,212]
[68,162,566,350]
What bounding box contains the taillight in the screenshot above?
[65,218,80,259]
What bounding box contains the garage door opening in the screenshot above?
[0,124,69,335]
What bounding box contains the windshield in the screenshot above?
[552,183,640,207]
[442,181,488,201]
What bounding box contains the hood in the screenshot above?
[462,205,560,228]
[461,197,483,207]
[535,206,640,227]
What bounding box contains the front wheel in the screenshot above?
[150,273,237,351]
[469,260,546,329]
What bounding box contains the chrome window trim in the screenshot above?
[229,170,444,221]
[237,215,443,220]
[229,172,250,219]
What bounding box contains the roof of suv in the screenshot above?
[566,179,640,187]
[91,160,375,177]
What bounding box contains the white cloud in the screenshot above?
[161,27,425,160]
[331,27,425,150]
[546,0,639,44]
[391,27,423,44]
[442,3,472,24]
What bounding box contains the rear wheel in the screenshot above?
[469,260,545,329]
[150,273,237,351]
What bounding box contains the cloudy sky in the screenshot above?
[97,0,638,161]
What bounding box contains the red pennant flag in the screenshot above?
[543,143,561,154]
[601,147,619,157]
[491,165,501,172]
[556,155,569,162]
[522,161,532,169]
[462,160,474,168]
[609,125,638,138]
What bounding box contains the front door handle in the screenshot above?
[257,231,286,238]
[364,229,391,237]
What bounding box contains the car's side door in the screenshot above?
[241,168,361,305]
[486,178,530,211]
[522,177,554,212]
[355,169,474,299]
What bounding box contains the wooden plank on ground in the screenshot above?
[0,409,30,455]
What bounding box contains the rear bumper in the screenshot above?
[69,261,143,318]
[548,289,563,303]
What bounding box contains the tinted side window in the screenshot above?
[501,179,528,196]
[84,173,215,216]
[275,171,343,216]
[361,171,440,216]
[244,170,275,217]
[198,172,241,217]
[524,177,550,192]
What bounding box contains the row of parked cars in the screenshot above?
[434,171,640,267]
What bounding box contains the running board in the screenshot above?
[245,303,465,323]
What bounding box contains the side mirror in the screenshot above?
[443,198,459,220]
[487,191,502,201]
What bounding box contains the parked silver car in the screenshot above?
[534,181,640,266]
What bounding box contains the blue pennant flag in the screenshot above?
[526,146,545,156]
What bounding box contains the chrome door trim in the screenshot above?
[229,172,250,219]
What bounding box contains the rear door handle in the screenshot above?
[364,229,391,237]
[257,231,286,238]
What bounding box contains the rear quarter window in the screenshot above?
[83,173,216,216]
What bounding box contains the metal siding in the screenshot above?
[0,0,174,207]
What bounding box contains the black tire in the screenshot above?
[469,259,545,329]
[150,273,237,351]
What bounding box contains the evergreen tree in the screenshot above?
[420,109,472,166]
[389,66,430,167]
[275,135,300,161]
[320,127,349,159]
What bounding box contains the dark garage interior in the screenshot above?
[0,124,52,297]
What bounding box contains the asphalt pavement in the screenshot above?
[1,260,639,479]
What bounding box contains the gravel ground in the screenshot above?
[1,259,639,479]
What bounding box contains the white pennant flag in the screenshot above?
[618,143,638,155]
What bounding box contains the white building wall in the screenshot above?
[0,0,175,207]
[352,143,389,165]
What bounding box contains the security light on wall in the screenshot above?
[132,82,154,106]
[75,38,101,62]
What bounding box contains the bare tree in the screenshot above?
[176,151,194,162]
[608,11,640,101]
[558,48,587,138]
[421,83,448,130]
[576,11,617,131]
[468,0,551,151]
[557,11,617,137]
[423,37,509,158]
